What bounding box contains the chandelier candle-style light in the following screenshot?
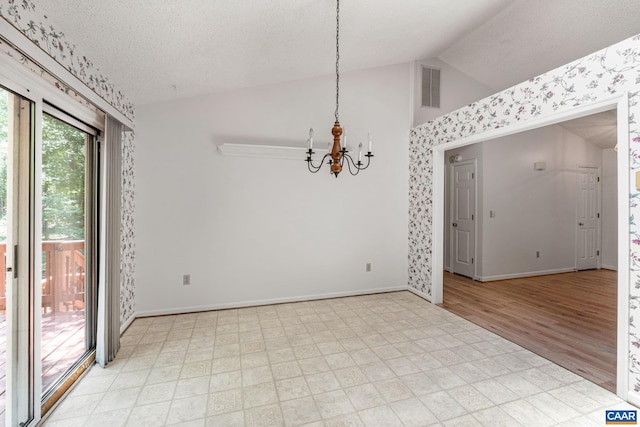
[305,0,373,177]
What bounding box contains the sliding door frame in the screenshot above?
[40,106,100,414]
[1,77,39,427]
[0,52,105,426]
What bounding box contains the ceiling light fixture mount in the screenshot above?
[305,0,373,178]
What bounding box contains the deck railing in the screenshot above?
[0,241,85,314]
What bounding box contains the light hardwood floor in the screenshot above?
[439,269,617,392]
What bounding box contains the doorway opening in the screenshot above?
[442,110,618,391]
[430,94,629,399]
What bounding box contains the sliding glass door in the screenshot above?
[40,110,97,406]
[1,78,100,426]
[0,84,11,427]
[40,108,97,412]
[1,84,35,427]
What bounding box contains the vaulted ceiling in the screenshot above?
[36,0,640,106]
[562,110,618,149]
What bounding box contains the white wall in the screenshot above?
[444,124,609,280]
[602,148,618,269]
[134,63,411,315]
[413,58,494,127]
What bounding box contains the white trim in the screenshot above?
[217,143,327,160]
[409,61,416,128]
[431,92,630,401]
[120,315,136,336]
[627,390,640,408]
[477,268,575,282]
[407,286,432,303]
[135,286,406,317]
[601,264,618,271]
[616,92,630,400]
[431,148,445,304]
[435,95,625,153]
[0,19,133,129]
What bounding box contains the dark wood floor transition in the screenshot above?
[439,269,617,392]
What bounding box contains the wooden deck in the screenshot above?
[439,269,617,392]
[41,311,85,392]
[0,310,84,424]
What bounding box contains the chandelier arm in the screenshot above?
[347,159,358,176]
[307,161,322,173]
[341,151,374,175]
[341,153,361,176]
[357,153,374,171]
[306,152,332,173]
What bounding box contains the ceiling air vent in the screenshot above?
[421,66,441,108]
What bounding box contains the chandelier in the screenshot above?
[305,0,373,177]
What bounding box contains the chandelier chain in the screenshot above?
[335,0,340,122]
[305,0,373,177]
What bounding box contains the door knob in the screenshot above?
[578,222,584,226]
[452,222,458,227]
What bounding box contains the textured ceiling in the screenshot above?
[561,110,617,149]
[34,0,640,106]
[439,0,640,90]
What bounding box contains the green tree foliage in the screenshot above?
[0,90,85,242]
[42,114,86,241]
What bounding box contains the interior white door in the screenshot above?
[577,166,600,270]
[451,161,476,278]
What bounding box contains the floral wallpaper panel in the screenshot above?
[408,34,640,392]
[121,131,136,326]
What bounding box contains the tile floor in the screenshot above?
[42,291,636,426]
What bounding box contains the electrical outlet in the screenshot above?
[183,274,190,285]
[366,263,371,272]
[536,251,540,258]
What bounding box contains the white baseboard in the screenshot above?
[120,314,136,335]
[477,268,575,282]
[601,264,618,271]
[626,390,640,408]
[407,286,432,303]
[135,286,407,318]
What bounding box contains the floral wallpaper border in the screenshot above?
[0,0,134,121]
[0,36,105,120]
[409,34,640,392]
